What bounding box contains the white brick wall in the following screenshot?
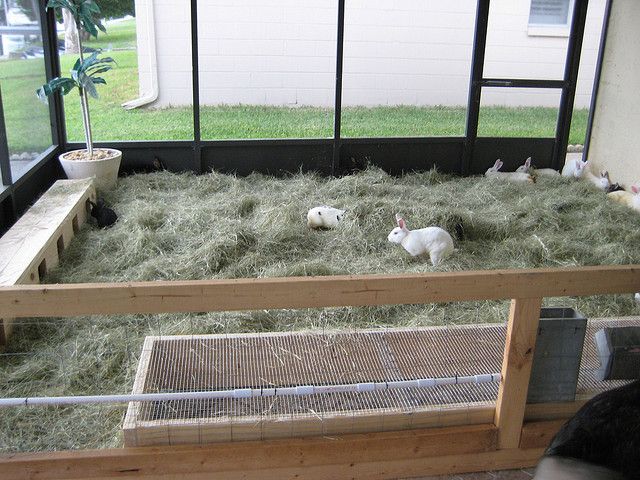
[134,0,606,109]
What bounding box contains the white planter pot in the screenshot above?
[59,148,122,191]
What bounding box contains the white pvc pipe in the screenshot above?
[0,373,501,408]
[121,0,158,109]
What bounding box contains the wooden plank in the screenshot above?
[0,179,95,285]
[125,404,496,447]
[1,265,640,318]
[494,297,543,449]
[122,337,155,446]
[1,424,537,480]
[524,399,589,421]
[0,179,96,343]
[0,447,545,480]
[519,419,566,450]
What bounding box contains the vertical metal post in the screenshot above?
[462,0,490,176]
[583,0,611,161]
[39,0,66,148]
[190,0,202,173]
[552,0,589,171]
[0,86,13,186]
[332,0,346,176]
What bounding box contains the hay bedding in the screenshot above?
[2,167,640,452]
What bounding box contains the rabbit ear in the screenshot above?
[395,214,406,229]
[496,160,503,170]
[601,170,609,179]
[525,157,531,168]
[492,159,501,169]
[632,185,639,194]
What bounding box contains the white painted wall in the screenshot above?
[133,0,606,109]
[586,0,640,188]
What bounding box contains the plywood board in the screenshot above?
[0,178,96,343]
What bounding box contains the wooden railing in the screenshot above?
[1,265,639,479]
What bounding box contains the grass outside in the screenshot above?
[1,16,589,153]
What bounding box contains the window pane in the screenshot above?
[484,2,569,80]
[529,0,571,25]
[477,87,561,138]
[197,0,336,140]
[0,1,52,180]
[341,0,474,138]
[62,0,194,142]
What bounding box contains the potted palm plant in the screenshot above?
[37,0,120,190]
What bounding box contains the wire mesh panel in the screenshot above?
[123,318,640,446]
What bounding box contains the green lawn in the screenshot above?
[73,18,138,51]
[1,20,590,153]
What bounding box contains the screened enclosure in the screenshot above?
[0,0,607,233]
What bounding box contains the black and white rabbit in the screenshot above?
[307,206,345,229]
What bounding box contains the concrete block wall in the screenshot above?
[133,0,606,109]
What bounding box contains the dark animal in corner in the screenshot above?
[121,156,166,176]
[606,182,625,193]
[88,198,118,228]
[534,380,640,480]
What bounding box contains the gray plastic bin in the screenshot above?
[527,307,587,404]
[594,326,640,380]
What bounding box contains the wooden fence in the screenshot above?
[0,264,639,479]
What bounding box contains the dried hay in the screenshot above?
[2,167,640,452]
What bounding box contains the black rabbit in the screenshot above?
[88,198,118,228]
[534,380,640,479]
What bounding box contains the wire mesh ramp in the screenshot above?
[123,318,639,446]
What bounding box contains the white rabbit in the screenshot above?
[516,157,560,177]
[307,206,345,229]
[608,185,640,211]
[561,157,585,177]
[387,214,454,265]
[485,159,534,183]
[562,158,611,190]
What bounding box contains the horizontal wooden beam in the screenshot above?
[520,419,566,450]
[0,423,547,480]
[1,265,639,318]
[1,424,497,479]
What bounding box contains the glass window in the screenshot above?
[529,0,572,26]
[0,0,53,180]
[484,1,570,81]
[341,0,475,138]
[197,0,336,140]
[478,87,562,138]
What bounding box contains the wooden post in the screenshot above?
[494,297,542,449]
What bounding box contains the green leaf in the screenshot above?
[83,80,99,99]
[36,77,77,102]
[87,66,112,76]
[47,0,106,39]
